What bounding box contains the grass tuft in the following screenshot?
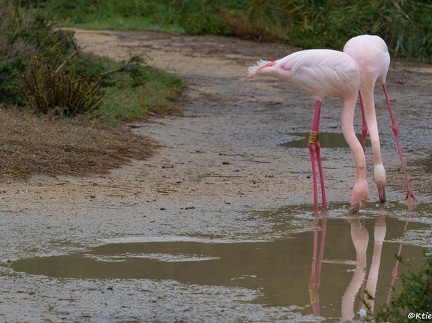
[24,57,102,118]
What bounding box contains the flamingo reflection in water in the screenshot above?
[308,215,327,315]
[308,211,410,320]
[342,214,386,321]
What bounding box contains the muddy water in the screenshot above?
[282,132,368,148]
[9,202,431,321]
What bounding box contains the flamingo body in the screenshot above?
[248,49,369,213]
[344,35,388,202]
[248,49,360,100]
[343,35,416,203]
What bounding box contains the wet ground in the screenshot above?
[1,30,432,322]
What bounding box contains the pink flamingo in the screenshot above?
[248,49,369,214]
[343,35,416,204]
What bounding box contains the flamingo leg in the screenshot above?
[309,135,319,215]
[308,100,327,214]
[358,91,368,153]
[386,220,408,305]
[382,84,416,203]
[309,217,320,314]
[315,140,327,213]
[308,216,327,315]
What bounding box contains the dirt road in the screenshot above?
[0,30,431,322]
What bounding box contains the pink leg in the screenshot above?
[315,141,327,213]
[308,216,327,315]
[386,220,408,305]
[309,135,319,215]
[308,100,327,214]
[358,91,368,153]
[382,84,416,203]
[308,217,320,314]
[316,217,327,283]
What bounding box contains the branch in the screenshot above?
[55,49,80,74]
[55,37,82,74]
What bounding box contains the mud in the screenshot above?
[0,30,431,322]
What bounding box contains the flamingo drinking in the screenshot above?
[248,49,369,214]
[343,35,416,204]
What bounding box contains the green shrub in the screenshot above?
[363,252,432,322]
[0,0,76,106]
[24,58,102,117]
[42,0,432,62]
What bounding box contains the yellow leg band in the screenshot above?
[309,131,318,144]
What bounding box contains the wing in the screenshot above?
[276,50,360,99]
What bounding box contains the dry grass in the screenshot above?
[0,109,156,181]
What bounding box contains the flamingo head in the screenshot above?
[374,163,386,203]
[349,179,369,214]
[378,187,386,203]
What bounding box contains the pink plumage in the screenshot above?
[248,49,369,214]
[248,49,360,100]
[343,35,416,204]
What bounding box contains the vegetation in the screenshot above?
[0,0,184,179]
[24,58,102,117]
[0,108,156,179]
[0,0,185,120]
[362,252,432,323]
[40,0,432,62]
[0,1,430,317]
[1,0,430,178]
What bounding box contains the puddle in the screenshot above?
[9,203,431,321]
[282,132,367,148]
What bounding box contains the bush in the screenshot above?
[24,58,102,117]
[0,0,77,106]
[363,252,432,322]
[42,0,432,62]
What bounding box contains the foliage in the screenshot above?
[40,0,432,62]
[70,53,185,123]
[361,251,432,322]
[0,0,185,122]
[24,58,102,117]
[0,0,185,181]
[0,0,74,105]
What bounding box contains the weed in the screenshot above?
[24,58,102,117]
[360,252,432,322]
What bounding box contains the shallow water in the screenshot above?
[10,202,431,321]
[282,132,368,149]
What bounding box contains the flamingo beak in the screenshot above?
[348,196,368,215]
[378,187,386,203]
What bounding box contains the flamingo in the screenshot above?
[248,49,369,214]
[343,35,416,204]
